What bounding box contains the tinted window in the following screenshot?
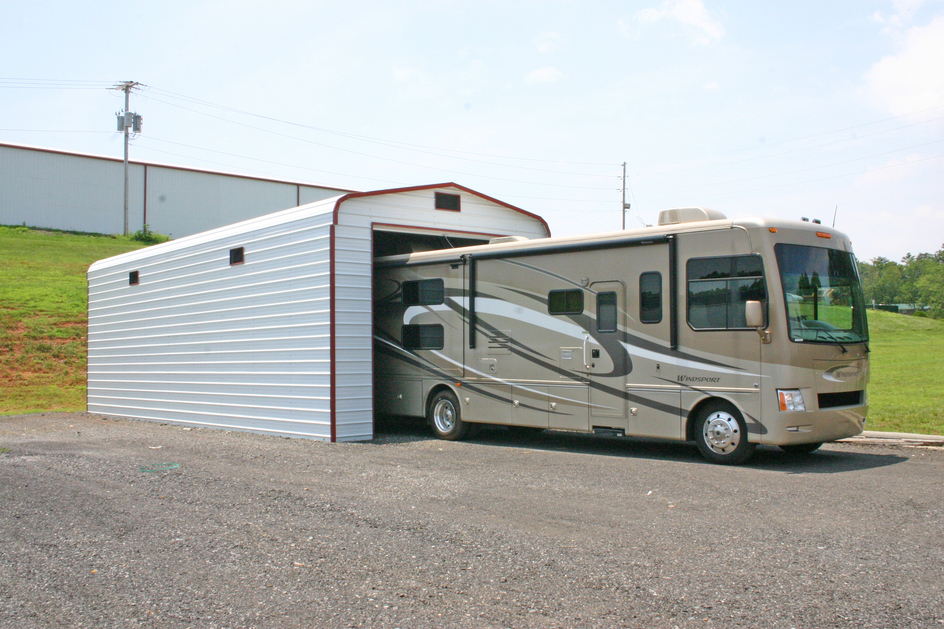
[687,255,766,330]
[597,292,617,332]
[640,272,662,323]
[402,279,444,306]
[548,289,583,315]
[402,324,444,350]
[775,244,869,344]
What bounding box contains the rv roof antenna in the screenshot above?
[832,205,838,228]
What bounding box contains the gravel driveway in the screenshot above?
[1,412,942,628]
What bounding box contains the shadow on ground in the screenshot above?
[373,414,909,474]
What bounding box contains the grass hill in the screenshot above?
[1,226,941,435]
[0,226,147,414]
[865,308,944,435]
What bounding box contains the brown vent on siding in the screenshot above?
[129,271,139,285]
[435,192,461,212]
[229,247,245,265]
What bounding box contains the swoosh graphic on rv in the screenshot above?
[500,259,590,291]
[408,299,583,340]
[499,276,741,372]
[375,338,554,412]
[409,298,633,380]
[410,297,745,379]
[374,335,677,417]
[624,344,761,378]
[387,338,621,413]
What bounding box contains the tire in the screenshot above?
[693,400,756,465]
[428,390,470,441]
[780,442,823,455]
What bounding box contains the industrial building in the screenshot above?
[0,142,349,237]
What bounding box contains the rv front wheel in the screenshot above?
[694,401,756,465]
[428,390,470,441]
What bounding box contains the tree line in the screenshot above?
[857,245,944,317]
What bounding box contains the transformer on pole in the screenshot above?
[114,81,142,236]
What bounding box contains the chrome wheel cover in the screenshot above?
[432,398,457,434]
[702,410,741,455]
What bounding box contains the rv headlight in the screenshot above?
[778,389,807,412]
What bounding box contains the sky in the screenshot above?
[1,0,942,262]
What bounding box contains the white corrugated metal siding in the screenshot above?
[338,187,550,239]
[88,198,339,439]
[87,184,550,441]
[331,223,374,440]
[328,185,549,440]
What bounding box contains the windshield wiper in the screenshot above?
[814,328,848,353]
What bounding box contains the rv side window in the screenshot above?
[687,255,766,330]
[597,292,617,332]
[402,279,444,305]
[640,272,662,323]
[402,324,444,350]
[548,289,583,315]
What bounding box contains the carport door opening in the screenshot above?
[371,230,489,257]
[371,229,488,422]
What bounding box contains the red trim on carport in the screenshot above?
[329,224,337,442]
[331,183,551,237]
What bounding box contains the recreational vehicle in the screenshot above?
[373,208,869,464]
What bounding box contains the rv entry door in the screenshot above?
[585,280,628,422]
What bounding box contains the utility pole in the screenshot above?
[114,81,142,236]
[621,162,631,230]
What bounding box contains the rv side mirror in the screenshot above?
[745,300,764,328]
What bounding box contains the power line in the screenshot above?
[135,131,618,192]
[137,92,617,179]
[142,85,617,167]
[0,78,115,90]
[0,128,112,134]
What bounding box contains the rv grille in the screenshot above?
[818,391,863,409]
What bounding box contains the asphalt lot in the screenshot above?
[1,412,942,629]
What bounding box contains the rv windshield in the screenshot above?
[774,243,869,344]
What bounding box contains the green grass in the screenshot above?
[0,226,148,414]
[1,227,942,436]
[864,309,944,435]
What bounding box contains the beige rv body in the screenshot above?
[373,210,869,463]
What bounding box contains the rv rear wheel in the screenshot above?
[780,442,823,455]
[694,400,756,465]
[428,390,470,441]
